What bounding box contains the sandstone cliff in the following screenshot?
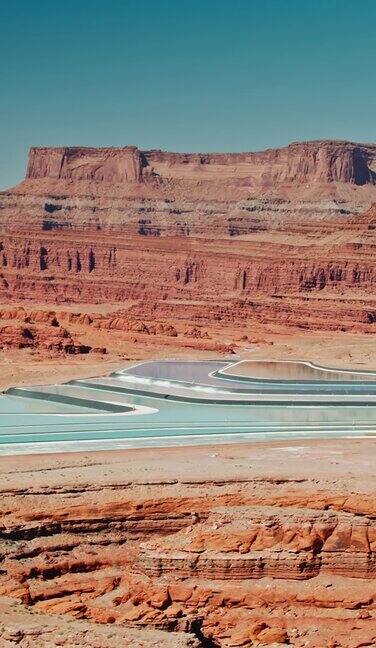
[0,440,375,647]
[26,145,145,183]
[0,140,375,334]
[23,140,376,192]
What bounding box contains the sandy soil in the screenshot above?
[1,326,375,392]
[0,437,374,493]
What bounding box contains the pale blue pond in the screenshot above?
[0,394,94,414]
[1,360,376,454]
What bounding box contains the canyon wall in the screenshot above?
[0,440,375,647]
[0,140,375,334]
[26,146,145,183]
[24,140,376,190]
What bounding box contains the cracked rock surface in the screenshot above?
[0,439,375,647]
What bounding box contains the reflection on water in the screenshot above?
[1,359,376,454]
[224,361,376,382]
[1,389,376,443]
[120,361,229,385]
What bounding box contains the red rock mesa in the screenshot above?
[0,140,375,333]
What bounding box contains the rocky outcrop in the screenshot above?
[23,140,376,190]
[0,597,199,647]
[26,146,145,183]
[350,202,376,225]
[0,305,234,357]
[0,310,95,355]
[0,141,376,334]
[0,473,375,648]
[140,507,376,580]
[0,226,375,333]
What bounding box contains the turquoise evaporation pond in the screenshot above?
[1,390,376,446]
[0,394,95,415]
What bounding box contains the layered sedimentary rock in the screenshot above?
[26,146,145,184]
[140,507,376,580]
[0,140,375,333]
[0,305,234,357]
[0,456,375,648]
[22,140,376,194]
[0,308,101,355]
[0,597,199,647]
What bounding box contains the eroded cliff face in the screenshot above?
[0,140,375,334]
[26,146,146,183]
[0,440,375,647]
[23,140,376,190]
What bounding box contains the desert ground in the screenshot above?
[0,301,375,392]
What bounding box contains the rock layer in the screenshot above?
[0,460,375,647]
[1,140,376,334]
[0,141,376,331]
[27,145,145,183]
[0,596,199,647]
[24,140,376,190]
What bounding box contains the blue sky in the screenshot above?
[1,0,375,187]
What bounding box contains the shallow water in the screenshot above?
[1,360,376,454]
[0,394,93,414]
[117,360,376,392]
[222,360,376,382]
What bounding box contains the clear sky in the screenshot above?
[1,0,375,188]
